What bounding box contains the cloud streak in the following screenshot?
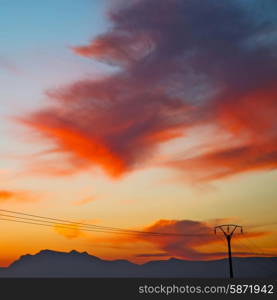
[19,0,277,181]
[53,223,83,239]
[0,190,37,203]
[73,195,97,206]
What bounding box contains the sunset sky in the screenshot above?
[0,0,276,267]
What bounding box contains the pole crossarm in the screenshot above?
[214,224,243,278]
[215,224,243,237]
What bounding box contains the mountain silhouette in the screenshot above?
[0,250,276,277]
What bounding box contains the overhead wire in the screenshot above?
[234,238,277,276]
[1,208,275,270]
[0,209,210,238]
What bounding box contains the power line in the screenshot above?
[242,237,277,271]
[0,209,148,234]
[243,222,277,229]
[244,237,276,257]
[0,209,210,237]
[0,216,152,236]
[0,213,148,236]
[1,209,274,261]
[235,239,277,276]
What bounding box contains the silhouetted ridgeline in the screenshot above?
[0,250,276,277]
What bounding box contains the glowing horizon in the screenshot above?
[0,0,276,267]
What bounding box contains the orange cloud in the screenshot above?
[0,190,14,200]
[18,117,127,178]
[53,218,102,239]
[0,190,37,203]
[53,223,83,239]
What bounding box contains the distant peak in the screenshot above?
[69,250,91,256]
[69,250,80,255]
[36,249,89,256]
[38,249,62,255]
[168,257,182,262]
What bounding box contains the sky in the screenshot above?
[0,0,276,267]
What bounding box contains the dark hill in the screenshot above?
[0,250,276,278]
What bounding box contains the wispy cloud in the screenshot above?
[73,195,97,206]
[0,189,37,203]
[0,56,18,73]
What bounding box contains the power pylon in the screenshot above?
[214,224,243,278]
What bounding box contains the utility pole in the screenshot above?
[214,224,243,278]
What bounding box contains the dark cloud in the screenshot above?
[140,219,217,260]
[19,0,277,181]
[114,219,269,260]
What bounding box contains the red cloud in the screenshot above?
[18,83,187,177]
[167,84,277,181]
[139,219,218,260]
[95,219,271,261]
[18,0,277,182]
[72,31,152,67]
[138,220,269,260]
[19,116,128,177]
[53,223,83,239]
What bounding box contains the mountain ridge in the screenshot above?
[0,249,276,278]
